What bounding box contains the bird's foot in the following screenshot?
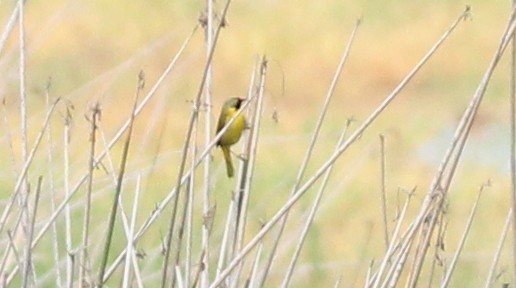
[232,152,247,161]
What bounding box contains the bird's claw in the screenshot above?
[236,153,247,161]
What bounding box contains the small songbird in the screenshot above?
[216,97,246,178]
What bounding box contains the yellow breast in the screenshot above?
[218,107,246,146]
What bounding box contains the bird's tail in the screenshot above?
[221,146,234,178]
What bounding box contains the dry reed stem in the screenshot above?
[5,231,21,284]
[1,98,18,179]
[175,266,185,288]
[379,134,389,250]
[233,57,260,256]
[218,62,260,288]
[160,1,232,285]
[190,249,206,288]
[0,3,19,57]
[281,120,352,288]
[440,183,485,287]
[216,199,236,284]
[235,58,266,287]
[232,57,267,287]
[63,101,74,288]
[17,3,29,283]
[334,274,343,288]
[259,19,361,287]
[22,177,42,287]
[174,150,196,287]
[386,232,413,288]
[371,189,414,288]
[510,0,516,281]
[79,103,101,286]
[247,239,265,287]
[365,260,374,288]
[122,174,144,288]
[97,72,144,286]
[485,209,513,287]
[43,79,62,287]
[426,211,446,288]
[201,0,215,284]
[185,156,195,287]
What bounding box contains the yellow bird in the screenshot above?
[216,97,246,178]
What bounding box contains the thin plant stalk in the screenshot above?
[230,58,259,262]
[406,195,444,287]
[97,72,144,286]
[63,102,74,288]
[365,261,374,288]
[371,191,413,287]
[386,232,414,288]
[334,275,342,288]
[440,185,484,287]
[44,78,62,288]
[427,212,446,288]
[259,18,361,287]
[93,113,143,279]
[183,153,196,288]
[95,121,135,251]
[2,217,24,280]
[232,58,267,287]
[216,200,236,283]
[230,58,267,288]
[175,129,197,287]
[18,2,29,280]
[160,1,232,286]
[281,121,351,288]
[22,177,42,288]
[372,189,413,288]
[6,231,22,283]
[185,173,194,288]
[2,96,19,179]
[79,103,101,286]
[18,0,27,167]
[122,174,143,288]
[379,134,389,250]
[510,0,516,281]
[484,209,513,288]
[201,0,215,284]
[247,240,264,287]
[0,3,19,57]
[370,191,416,287]
[215,63,259,285]
[191,250,207,288]
[175,266,185,288]
[236,57,265,241]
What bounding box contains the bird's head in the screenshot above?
[224,97,245,110]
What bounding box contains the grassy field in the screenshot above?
[0,0,515,287]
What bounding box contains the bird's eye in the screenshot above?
[236,99,243,109]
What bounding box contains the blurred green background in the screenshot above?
[0,0,515,286]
